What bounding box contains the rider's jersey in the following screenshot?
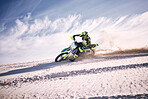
[71,34,91,47]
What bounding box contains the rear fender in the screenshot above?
[89,44,98,49]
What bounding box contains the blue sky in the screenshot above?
[0,0,148,64]
[0,0,148,23]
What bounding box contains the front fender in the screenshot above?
[61,47,70,53]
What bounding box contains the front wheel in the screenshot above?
[55,52,69,62]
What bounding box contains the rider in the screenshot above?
[70,31,91,58]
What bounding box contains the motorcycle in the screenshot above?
[55,41,98,62]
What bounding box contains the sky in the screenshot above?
[0,0,148,64]
[1,0,148,24]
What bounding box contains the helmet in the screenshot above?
[80,31,88,37]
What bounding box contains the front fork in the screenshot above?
[63,53,69,60]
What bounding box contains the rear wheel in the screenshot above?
[55,52,69,62]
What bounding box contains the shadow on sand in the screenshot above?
[0,53,148,77]
[0,61,69,77]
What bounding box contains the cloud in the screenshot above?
[0,12,148,64]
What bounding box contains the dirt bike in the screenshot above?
[55,41,98,62]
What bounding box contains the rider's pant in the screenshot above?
[75,42,83,55]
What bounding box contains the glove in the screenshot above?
[74,41,78,45]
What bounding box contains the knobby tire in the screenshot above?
[55,52,69,62]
